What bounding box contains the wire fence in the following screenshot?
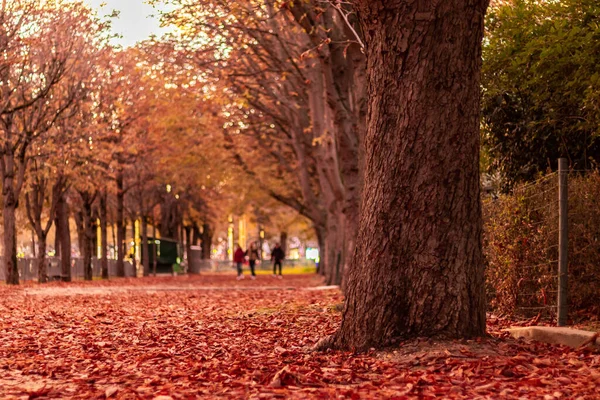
[510,171,559,320]
[484,159,600,325]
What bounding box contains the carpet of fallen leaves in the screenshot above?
[0,274,599,399]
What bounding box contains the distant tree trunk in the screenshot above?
[152,218,157,275]
[31,229,36,257]
[160,196,179,239]
[141,215,149,276]
[315,224,327,276]
[179,222,184,247]
[3,201,18,285]
[192,223,201,245]
[100,190,108,279]
[74,212,84,257]
[111,223,116,255]
[1,141,23,284]
[116,171,125,277]
[324,216,342,286]
[82,231,93,281]
[56,194,71,282]
[54,214,61,258]
[258,225,264,260]
[131,218,137,276]
[280,231,288,257]
[329,0,488,350]
[91,214,98,259]
[78,192,96,281]
[36,235,47,282]
[201,223,212,260]
[184,225,192,266]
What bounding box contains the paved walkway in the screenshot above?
[23,285,339,297]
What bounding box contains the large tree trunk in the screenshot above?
[3,201,19,285]
[100,190,108,279]
[330,0,488,350]
[116,171,125,277]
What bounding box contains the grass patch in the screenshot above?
[254,265,317,275]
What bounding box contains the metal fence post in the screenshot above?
[558,158,568,326]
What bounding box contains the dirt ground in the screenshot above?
[0,274,598,399]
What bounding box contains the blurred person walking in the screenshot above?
[245,242,260,280]
[271,243,285,279]
[234,245,246,280]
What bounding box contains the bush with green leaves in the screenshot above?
[482,0,600,189]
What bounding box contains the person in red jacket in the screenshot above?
[233,245,246,280]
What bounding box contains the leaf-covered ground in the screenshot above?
[0,274,598,399]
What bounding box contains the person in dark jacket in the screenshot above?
[271,243,285,278]
[245,242,260,280]
[233,245,245,280]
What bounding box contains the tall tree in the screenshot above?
[24,163,68,283]
[326,0,489,350]
[0,0,108,284]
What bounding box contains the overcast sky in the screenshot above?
[84,0,169,47]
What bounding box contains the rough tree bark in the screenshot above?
[1,143,23,285]
[328,0,489,350]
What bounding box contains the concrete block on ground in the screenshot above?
[506,326,599,349]
[305,286,340,291]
